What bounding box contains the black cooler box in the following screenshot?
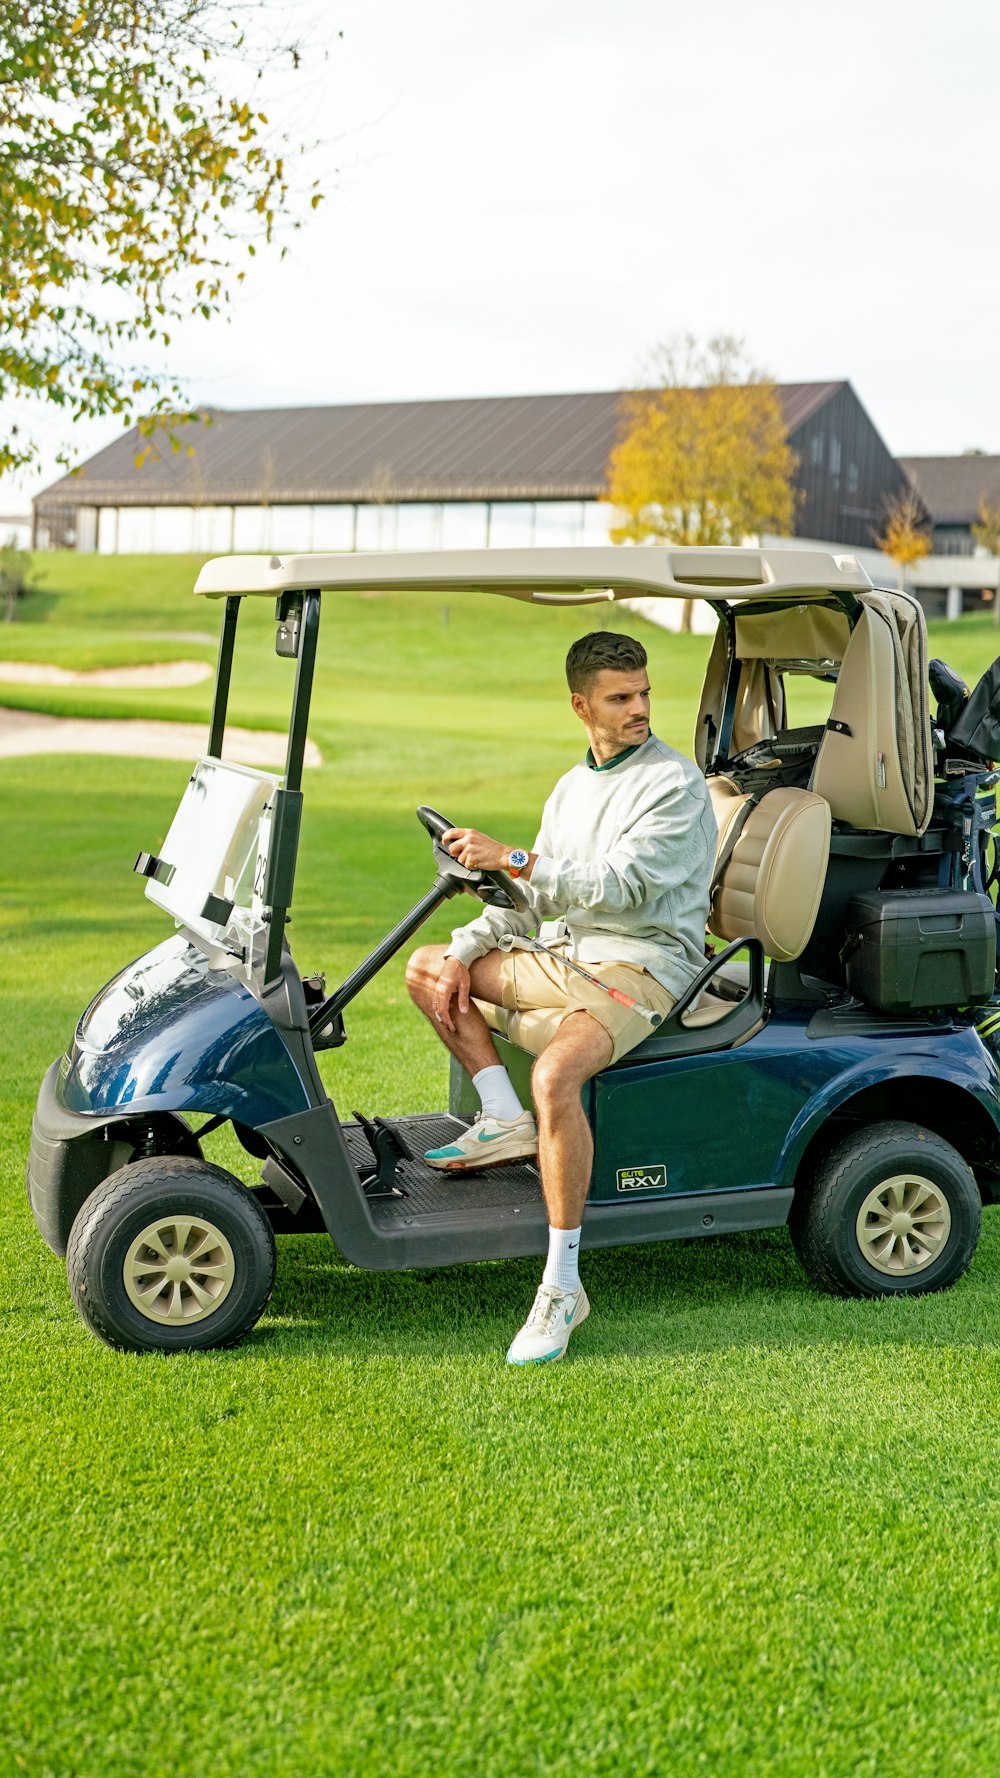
[844,888,997,1012]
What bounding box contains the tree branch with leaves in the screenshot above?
[0,0,325,473]
[607,336,796,546]
[971,496,1000,626]
[874,489,931,591]
[606,335,797,630]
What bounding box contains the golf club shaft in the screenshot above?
[519,936,664,1027]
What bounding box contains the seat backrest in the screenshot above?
[708,784,831,963]
[810,597,931,836]
[707,773,751,854]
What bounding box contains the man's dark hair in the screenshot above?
[565,631,647,694]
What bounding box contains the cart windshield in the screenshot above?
[145,757,281,964]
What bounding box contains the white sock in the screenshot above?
[472,1064,524,1123]
[542,1225,582,1293]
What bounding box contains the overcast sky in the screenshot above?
[7,0,1000,502]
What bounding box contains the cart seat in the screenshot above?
[707,780,831,963]
[710,783,832,961]
[810,598,931,837]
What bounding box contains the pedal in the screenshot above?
[370,1115,419,1162]
[351,1110,409,1199]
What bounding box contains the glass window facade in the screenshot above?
[534,502,586,546]
[488,503,535,547]
[71,497,620,554]
[312,505,355,551]
[269,505,313,552]
[116,507,155,553]
[396,503,442,551]
[355,504,398,551]
[233,507,270,552]
[440,503,488,548]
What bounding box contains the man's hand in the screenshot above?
[431,954,472,1033]
[442,827,510,872]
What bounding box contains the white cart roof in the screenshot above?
[193,545,873,604]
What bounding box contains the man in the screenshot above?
[405,631,716,1366]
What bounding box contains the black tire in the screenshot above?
[789,1119,981,1298]
[66,1156,277,1353]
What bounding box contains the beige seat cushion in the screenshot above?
[707,774,753,856]
[709,785,831,962]
[811,600,931,836]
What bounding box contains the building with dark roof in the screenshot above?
[895,453,1000,620]
[34,382,907,555]
[900,454,1000,556]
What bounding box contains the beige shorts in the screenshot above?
[477,944,675,1065]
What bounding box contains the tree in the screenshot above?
[0,535,36,620]
[606,335,797,630]
[0,1,324,475]
[972,497,1000,627]
[874,489,931,591]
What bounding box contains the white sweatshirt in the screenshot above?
[447,734,717,999]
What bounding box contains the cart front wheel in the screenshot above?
[789,1119,981,1298]
[66,1157,277,1352]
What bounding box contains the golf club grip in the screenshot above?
[605,984,662,1026]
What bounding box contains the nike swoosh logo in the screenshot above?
[568,1241,579,1250]
[478,1129,509,1142]
[565,1303,578,1325]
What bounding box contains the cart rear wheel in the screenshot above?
[66,1156,276,1352]
[789,1119,981,1298]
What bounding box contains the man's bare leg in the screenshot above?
[404,943,506,1076]
[530,1011,613,1228]
[405,945,535,1164]
[506,1010,612,1365]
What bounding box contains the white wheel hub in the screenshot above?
[856,1172,951,1276]
[123,1215,237,1324]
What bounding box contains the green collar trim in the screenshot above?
[585,742,643,772]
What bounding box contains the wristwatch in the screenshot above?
[506,848,530,878]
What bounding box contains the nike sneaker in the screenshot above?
[424,1110,538,1172]
[506,1283,590,1365]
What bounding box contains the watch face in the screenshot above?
[509,849,529,869]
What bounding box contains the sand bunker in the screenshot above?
[0,659,212,689]
[0,706,321,769]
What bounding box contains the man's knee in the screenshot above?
[531,1046,578,1113]
[531,1015,612,1111]
[405,943,446,1003]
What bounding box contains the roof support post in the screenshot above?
[283,590,320,793]
[262,590,321,983]
[208,595,241,758]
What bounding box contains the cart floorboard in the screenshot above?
[342,1114,544,1228]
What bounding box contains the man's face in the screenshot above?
[571,667,651,756]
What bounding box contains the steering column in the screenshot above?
[307,805,529,1040]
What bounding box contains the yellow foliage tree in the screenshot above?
[972,496,1000,556]
[972,497,1000,626]
[606,336,797,630]
[874,490,931,590]
[608,337,797,545]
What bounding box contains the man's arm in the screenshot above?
[441,819,562,969]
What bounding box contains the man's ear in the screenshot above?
[570,691,588,724]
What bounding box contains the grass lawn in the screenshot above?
[4,557,1000,1777]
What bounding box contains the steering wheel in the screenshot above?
[416,805,531,911]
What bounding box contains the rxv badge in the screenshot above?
[616,1163,667,1193]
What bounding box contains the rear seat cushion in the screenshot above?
[810,601,929,836]
[709,786,831,962]
[707,774,753,853]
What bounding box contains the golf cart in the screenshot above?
[26,545,1000,1352]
